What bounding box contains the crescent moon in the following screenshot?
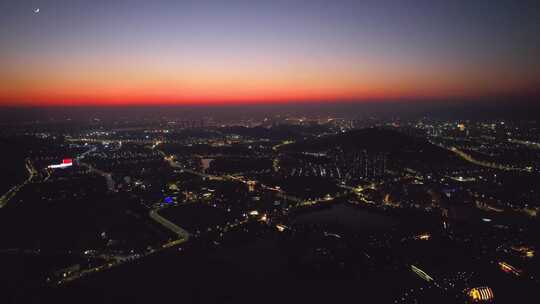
[34,8,40,14]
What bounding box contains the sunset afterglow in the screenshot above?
[1,0,539,106]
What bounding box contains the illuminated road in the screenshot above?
[0,158,37,208]
[74,146,114,191]
[162,152,351,209]
[431,142,527,172]
[66,137,158,145]
[162,153,309,204]
[448,146,525,171]
[76,146,97,160]
[56,208,190,286]
[272,140,295,151]
[78,161,116,191]
[508,138,540,149]
[54,144,349,286]
[149,208,190,242]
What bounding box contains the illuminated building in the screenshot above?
[275,224,287,232]
[511,246,535,258]
[413,233,431,241]
[247,180,256,192]
[498,261,522,276]
[47,158,73,169]
[468,287,494,302]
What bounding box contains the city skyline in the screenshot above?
[1,2,540,303]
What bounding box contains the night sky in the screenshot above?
[1,0,539,106]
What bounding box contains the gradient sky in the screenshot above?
[1,0,539,106]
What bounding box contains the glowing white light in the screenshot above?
[48,159,73,169]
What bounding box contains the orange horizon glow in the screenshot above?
[2,2,538,107]
[1,85,535,107]
[2,25,537,108]
[2,66,535,107]
[2,51,536,106]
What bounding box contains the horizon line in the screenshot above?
[1,94,538,109]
